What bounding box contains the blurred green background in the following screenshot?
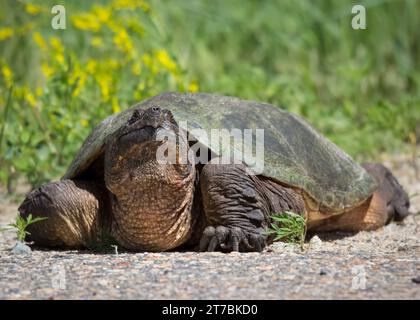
[0,0,419,193]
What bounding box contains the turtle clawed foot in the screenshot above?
[199,226,267,252]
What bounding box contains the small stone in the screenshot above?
[11,242,32,255]
[309,235,322,249]
[411,277,420,284]
[397,245,409,252]
[319,269,327,276]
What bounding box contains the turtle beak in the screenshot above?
[119,126,159,144]
[119,107,177,145]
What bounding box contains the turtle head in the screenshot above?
[117,106,178,144]
[105,105,191,176]
[104,106,196,251]
[105,106,180,163]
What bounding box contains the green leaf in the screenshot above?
[265,211,307,246]
[1,213,48,243]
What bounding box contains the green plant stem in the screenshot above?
[0,85,13,155]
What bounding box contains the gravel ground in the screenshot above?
[0,154,419,300]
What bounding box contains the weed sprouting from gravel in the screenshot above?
[266,211,307,250]
[0,213,47,242]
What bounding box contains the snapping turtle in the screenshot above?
[19,93,410,252]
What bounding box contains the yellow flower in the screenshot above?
[33,32,47,51]
[72,13,101,32]
[112,97,121,113]
[50,37,64,52]
[41,63,54,78]
[49,35,65,64]
[69,64,87,97]
[0,27,13,41]
[156,49,177,73]
[55,53,65,64]
[188,81,199,93]
[131,62,142,75]
[1,64,13,87]
[142,53,158,74]
[97,74,112,102]
[113,0,150,11]
[25,91,37,107]
[35,86,43,96]
[91,36,104,48]
[86,59,97,74]
[25,3,42,15]
[72,82,84,97]
[93,5,111,23]
[105,58,120,70]
[113,29,133,53]
[80,119,89,127]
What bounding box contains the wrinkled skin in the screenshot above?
[19,107,410,252]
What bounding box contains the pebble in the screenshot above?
[309,235,323,250]
[11,242,31,255]
[411,277,420,284]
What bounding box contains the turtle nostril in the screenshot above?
[151,106,161,113]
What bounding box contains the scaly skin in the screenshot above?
[19,179,110,248]
[19,107,410,252]
[105,139,197,251]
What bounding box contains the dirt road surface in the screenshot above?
[0,155,419,299]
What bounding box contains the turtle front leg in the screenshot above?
[198,160,271,252]
[18,180,109,248]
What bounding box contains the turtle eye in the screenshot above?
[133,109,141,118]
[166,111,175,122]
[128,109,141,124]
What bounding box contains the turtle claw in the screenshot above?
[199,225,266,252]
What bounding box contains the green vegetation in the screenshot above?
[0,213,47,242]
[266,211,307,249]
[0,0,419,192]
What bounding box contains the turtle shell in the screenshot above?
[63,92,377,214]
